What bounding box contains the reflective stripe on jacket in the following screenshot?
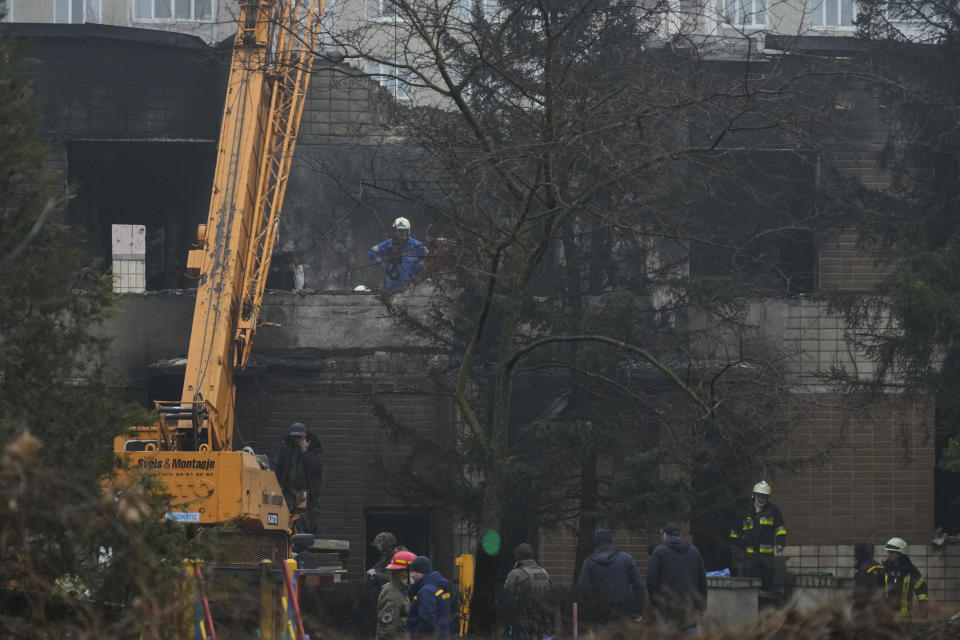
[729,501,786,554]
[407,570,453,637]
[883,556,928,621]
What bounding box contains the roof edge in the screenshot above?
[0,22,214,50]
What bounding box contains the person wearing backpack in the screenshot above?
[504,543,554,640]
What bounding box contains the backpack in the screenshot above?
[520,565,552,592]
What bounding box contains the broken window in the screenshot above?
[133,0,213,21]
[809,0,856,27]
[365,0,402,20]
[66,141,216,291]
[54,0,100,23]
[689,149,819,296]
[364,59,413,102]
[453,0,502,21]
[111,224,146,293]
[724,0,767,26]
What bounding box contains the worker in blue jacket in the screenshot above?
[406,556,452,638]
[368,217,428,290]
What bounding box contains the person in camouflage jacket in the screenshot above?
[377,550,416,640]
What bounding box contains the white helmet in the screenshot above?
[392,217,411,231]
[885,537,908,555]
[353,285,370,292]
[752,480,772,496]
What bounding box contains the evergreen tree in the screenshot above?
[0,35,199,636]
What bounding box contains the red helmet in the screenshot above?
[387,550,417,570]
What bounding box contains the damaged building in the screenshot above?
[2,5,956,608]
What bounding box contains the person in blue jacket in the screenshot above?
[368,217,428,291]
[406,555,452,638]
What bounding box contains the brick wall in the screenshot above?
[819,232,892,293]
[531,393,935,586]
[741,299,935,545]
[778,298,880,384]
[236,364,458,579]
[818,81,896,293]
[775,394,934,545]
[299,63,393,144]
[743,297,897,385]
[540,528,658,587]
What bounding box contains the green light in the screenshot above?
[480,529,501,556]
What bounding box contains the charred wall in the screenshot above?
[12,22,940,579]
[100,290,460,577]
[3,23,225,140]
[4,23,226,289]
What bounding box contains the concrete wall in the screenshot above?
[703,577,760,628]
[784,543,960,609]
[786,573,852,611]
[743,298,886,384]
[99,289,435,395]
[820,232,892,293]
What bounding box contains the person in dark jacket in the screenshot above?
[852,541,885,609]
[729,480,786,598]
[646,523,707,634]
[577,530,645,623]
[272,422,323,534]
[882,537,928,621]
[406,556,453,638]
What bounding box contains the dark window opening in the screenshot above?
[689,149,819,296]
[66,141,216,291]
[364,509,432,572]
[775,229,816,295]
[265,251,299,290]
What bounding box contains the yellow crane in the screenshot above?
[114,0,323,558]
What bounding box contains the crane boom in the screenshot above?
[115,0,323,534]
[183,0,322,452]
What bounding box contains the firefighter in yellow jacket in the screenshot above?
[729,480,786,597]
[377,550,417,640]
[882,538,928,622]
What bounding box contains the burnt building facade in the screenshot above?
[4,22,951,602]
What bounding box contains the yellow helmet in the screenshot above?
[752,480,772,496]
